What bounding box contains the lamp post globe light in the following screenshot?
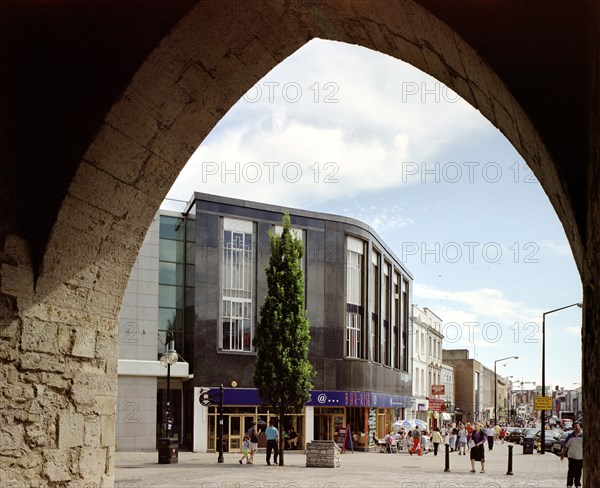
[494,356,518,426]
[541,302,582,454]
[158,331,178,464]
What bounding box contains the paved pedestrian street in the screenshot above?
[115,442,572,488]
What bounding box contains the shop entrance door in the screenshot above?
[227,415,257,452]
[314,412,345,441]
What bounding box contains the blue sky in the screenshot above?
[166,39,583,390]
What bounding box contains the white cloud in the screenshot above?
[167,39,492,206]
[539,239,573,257]
[562,326,581,336]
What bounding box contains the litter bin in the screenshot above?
[158,437,179,464]
[522,437,534,454]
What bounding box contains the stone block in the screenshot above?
[0,263,34,299]
[43,449,72,482]
[58,412,85,448]
[84,416,101,447]
[3,235,32,268]
[1,424,25,453]
[21,318,58,353]
[84,124,150,185]
[72,326,97,358]
[71,375,116,410]
[79,447,107,480]
[66,357,106,377]
[100,414,116,447]
[0,295,18,327]
[20,352,65,373]
[105,95,159,147]
[58,324,74,354]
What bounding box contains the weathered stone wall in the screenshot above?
[0,235,119,486]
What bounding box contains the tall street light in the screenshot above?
[494,356,518,426]
[541,302,582,454]
[158,331,179,465]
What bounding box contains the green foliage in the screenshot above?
[253,213,314,414]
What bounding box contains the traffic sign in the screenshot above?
[534,396,553,410]
[198,388,213,407]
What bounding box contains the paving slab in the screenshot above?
[115,442,572,488]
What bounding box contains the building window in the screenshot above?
[415,369,419,394]
[370,249,380,363]
[402,279,409,372]
[221,218,254,352]
[393,270,400,369]
[158,215,190,359]
[382,262,391,366]
[346,236,365,359]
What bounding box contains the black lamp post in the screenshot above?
[494,356,518,426]
[158,331,178,464]
[217,384,224,464]
[541,302,582,454]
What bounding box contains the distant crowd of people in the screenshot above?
[376,420,583,485]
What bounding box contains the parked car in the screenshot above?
[506,427,522,443]
[551,432,564,455]
[535,429,561,451]
[519,428,538,445]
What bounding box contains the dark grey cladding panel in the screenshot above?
[322,357,338,390]
[307,315,324,360]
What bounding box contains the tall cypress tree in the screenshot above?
[253,213,314,466]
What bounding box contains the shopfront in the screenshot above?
[194,387,413,453]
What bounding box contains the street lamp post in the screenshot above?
[158,331,179,464]
[494,356,518,426]
[541,302,582,454]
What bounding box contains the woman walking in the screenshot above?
[469,423,488,473]
[431,427,443,456]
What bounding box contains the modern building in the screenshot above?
[117,193,415,452]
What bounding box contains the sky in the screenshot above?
[165,39,583,392]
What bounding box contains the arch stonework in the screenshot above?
[0,0,597,485]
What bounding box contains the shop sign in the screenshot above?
[428,398,446,412]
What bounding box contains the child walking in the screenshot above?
[239,434,250,464]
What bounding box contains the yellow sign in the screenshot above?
[534,396,553,410]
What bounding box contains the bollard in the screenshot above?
[507,444,514,475]
[444,443,450,472]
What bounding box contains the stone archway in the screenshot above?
[1,1,596,486]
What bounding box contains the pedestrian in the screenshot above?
[239,434,250,464]
[494,424,501,442]
[431,427,443,456]
[486,424,495,450]
[561,422,583,487]
[246,421,260,465]
[421,430,430,453]
[409,427,422,456]
[449,424,458,451]
[468,423,487,473]
[457,424,467,455]
[265,419,279,465]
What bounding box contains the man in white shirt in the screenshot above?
[561,422,583,488]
